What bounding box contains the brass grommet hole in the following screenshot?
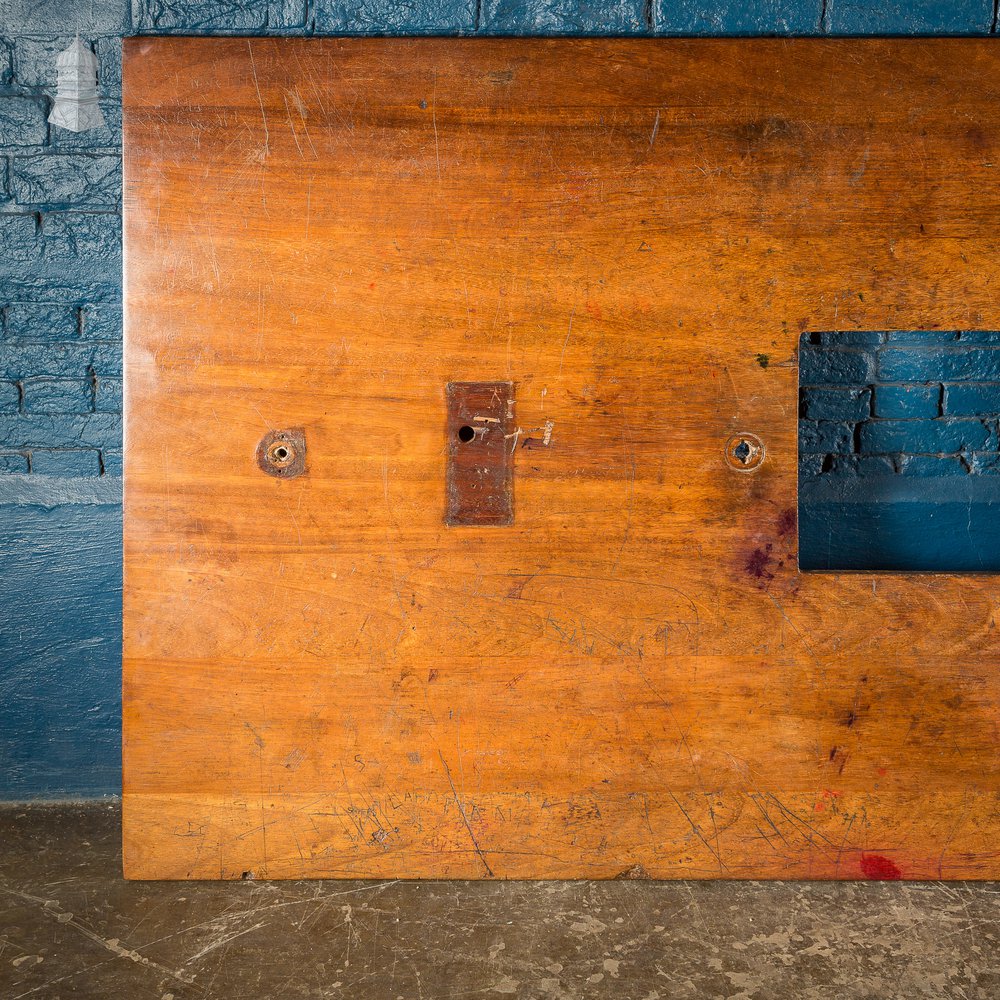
[267,442,294,467]
[725,432,765,472]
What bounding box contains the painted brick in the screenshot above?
[824,454,896,476]
[807,331,885,347]
[0,504,123,797]
[95,36,123,92]
[898,454,969,476]
[0,38,11,85]
[954,331,1000,344]
[0,96,49,148]
[94,376,121,412]
[0,0,130,34]
[798,419,854,455]
[0,412,120,448]
[10,154,122,209]
[4,301,78,341]
[656,0,821,34]
[859,418,996,455]
[21,377,92,414]
[798,347,874,385]
[873,384,940,419]
[41,212,121,263]
[29,448,102,475]
[483,0,647,34]
[50,98,121,150]
[826,0,993,34]
[798,453,824,477]
[101,449,122,475]
[133,0,264,31]
[970,453,1000,474]
[12,36,76,89]
[79,301,121,340]
[0,341,121,379]
[0,214,121,290]
[943,383,1000,417]
[0,380,19,413]
[132,0,305,31]
[800,387,870,422]
[0,451,28,473]
[800,499,1000,572]
[312,0,477,33]
[884,330,961,345]
[268,0,309,29]
[14,281,121,304]
[878,347,1000,382]
[0,213,41,270]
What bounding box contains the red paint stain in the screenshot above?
[813,788,842,812]
[585,301,603,321]
[860,853,902,880]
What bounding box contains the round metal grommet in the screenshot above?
[725,432,765,472]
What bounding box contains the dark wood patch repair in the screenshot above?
[445,381,514,526]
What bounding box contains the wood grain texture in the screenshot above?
[122,38,1000,880]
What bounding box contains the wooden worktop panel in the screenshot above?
[123,38,1000,879]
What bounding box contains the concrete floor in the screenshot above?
[0,804,997,999]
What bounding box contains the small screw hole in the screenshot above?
[458,425,475,443]
[274,446,288,460]
[733,440,751,464]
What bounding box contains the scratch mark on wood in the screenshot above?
[558,306,576,377]
[246,41,270,156]
[431,72,441,183]
[437,750,494,877]
[611,406,635,575]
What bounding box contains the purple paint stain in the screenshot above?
[777,508,797,536]
[745,544,775,581]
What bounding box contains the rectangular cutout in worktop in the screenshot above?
[799,330,1000,571]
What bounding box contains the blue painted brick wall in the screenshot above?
[799,332,1000,570]
[1,0,998,797]
[799,333,1000,479]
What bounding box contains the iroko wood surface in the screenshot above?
[123,38,1000,880]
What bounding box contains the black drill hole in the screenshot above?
[458,425,475,443]
[274,446,289,461]
[733,440,751,464]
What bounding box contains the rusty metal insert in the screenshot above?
[446,381,514,526]
[256,428,306,479]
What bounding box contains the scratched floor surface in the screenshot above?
[0,804,997,999]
